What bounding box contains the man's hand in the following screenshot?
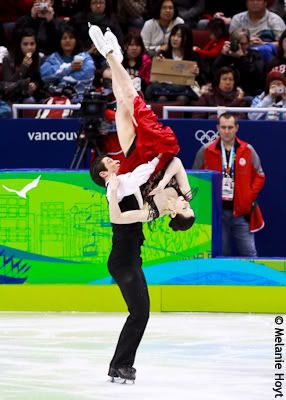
[250,36,264,45]
[109,173,120,192]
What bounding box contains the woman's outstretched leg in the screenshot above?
[89,25,137,154]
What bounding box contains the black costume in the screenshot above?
[107,194,149,376]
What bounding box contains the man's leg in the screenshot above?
[222,209,232,256]
[107,237,149,371]
[232,216,257,257]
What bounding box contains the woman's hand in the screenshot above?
[23,52,33,67]
[109,173,119,192]
[28,82,37,94]
[149,178,169,196]
[71,60,83,71]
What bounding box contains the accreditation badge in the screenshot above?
[222,174,234,201]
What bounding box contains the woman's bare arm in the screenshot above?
[149,157,192,199]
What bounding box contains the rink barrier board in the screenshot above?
[0,118,285,257]
[0,285,285,313]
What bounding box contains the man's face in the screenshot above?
[247,0,266,14]
[217,116,238,145]
[102,157,120,176]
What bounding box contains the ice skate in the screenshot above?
[104,28,123,63]
[88,24,113,58]
[108,366,136,384]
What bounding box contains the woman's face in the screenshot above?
[61,32,76,54]
[90,0,106,15]
[160,1,175,22]
[21,35,36,55]
[126,40,142,59]
[170,30,182,49]
[219,72,235,92]
[171,196,194,218]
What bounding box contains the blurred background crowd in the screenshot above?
[0,0,286,121]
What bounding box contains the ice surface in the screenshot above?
[0,312,277,400]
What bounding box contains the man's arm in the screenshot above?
[109,174,150,224]
[249,145,265,199]
[106,157,160,202]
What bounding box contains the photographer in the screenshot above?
[248,70,286,120]
[212,28,265,97]
[14,0,63,55]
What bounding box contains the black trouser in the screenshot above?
[107,235,150,368]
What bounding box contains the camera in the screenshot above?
[38,2,49,11]
[79,87,114,142]
[230,39,239,53]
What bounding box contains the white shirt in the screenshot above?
[106,157,159,208]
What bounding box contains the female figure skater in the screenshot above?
[89,26,195,231]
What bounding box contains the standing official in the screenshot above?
[193,112,265,256]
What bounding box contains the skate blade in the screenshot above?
[109,377,135,384]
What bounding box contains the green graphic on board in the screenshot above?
[0,171,212,284]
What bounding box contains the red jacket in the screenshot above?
[201,137,265,232]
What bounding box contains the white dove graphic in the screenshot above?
[2,175,41,199]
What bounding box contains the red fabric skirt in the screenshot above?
[118,96,180,175]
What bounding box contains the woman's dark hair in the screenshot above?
[213,66,239,90]
[90,155,108,187]
[85,0,114,17]
[57,24,82,56]
[123,32,145,57]
[169,213,195,231]
[277,29,286,59]
[207,18,228,40]
[164,24,194,60]
[151,0,178,20]
[12,28,39,67]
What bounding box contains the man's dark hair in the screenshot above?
[169,214,195,231]
[213,66,240,90]
[217,112,238,125]
[90,155,108,187]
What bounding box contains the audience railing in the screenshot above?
[12,103,81,119]
[162,106,286,119]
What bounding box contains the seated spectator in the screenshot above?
[248,70,286,119]
[116,0,147,34]
[229,0,285,44]
[53,0,82,18]
[145,24,205,103]
[14,0,63,55]
[71,0,123,51]
[198,0,246,28]
[268,29,286,75]
[140,0,184,58]
[173,0,205,28]
[193,18,228,64]
[268,0,286,21]
[192,66,249,119]
[212,28,265,97]
[40,24,95,102]
[2,28,44,103]
[122,33,152,93]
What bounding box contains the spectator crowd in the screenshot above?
[0,0,286,120]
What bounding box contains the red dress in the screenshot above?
[118,96,180,175]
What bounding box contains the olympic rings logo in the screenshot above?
[195,129,218,145]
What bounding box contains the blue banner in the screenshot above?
[0,117,284,257]
[164,119,286,258]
